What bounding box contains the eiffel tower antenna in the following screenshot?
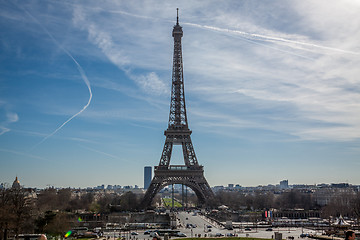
[141,9,214,208]
[176,8,179,25]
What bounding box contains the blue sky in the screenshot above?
[1,0,359,189]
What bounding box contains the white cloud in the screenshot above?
[72,5,169,97]
[68,1,360,141]
[6,112,19,123]
[72,7,130,67]
[130,72,167,95]
[0,100,19,134]
[181,2,360,142]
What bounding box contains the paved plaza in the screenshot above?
[103,211,320,240]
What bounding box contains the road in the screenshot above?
[104,211,320,239]
[177,211,217,237]
[175,211,305,238]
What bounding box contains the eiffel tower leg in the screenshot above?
[182,137,198,166]
[159,140,173,166]
[184,176,214,205]
[141,177,162,208]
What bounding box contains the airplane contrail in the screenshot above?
[223,30,316,60]
[70,5,357,57]
[0,148,49,161]
[17,5,93,148]
[33,61,92,148]
[184,22,360,55]
[95,6,359,56]
[78,144,133,163]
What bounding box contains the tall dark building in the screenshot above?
[280,180,289,189]
[144,166,152,189]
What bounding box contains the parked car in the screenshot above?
[186,223,197,228]
[244,227,251,231]
[215,233,224,237]
[176,232,187,237]
[76,231,99,238]
[150,232,159,238]
[266,228,273,231]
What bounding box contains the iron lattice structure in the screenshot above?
[141,10,214,208]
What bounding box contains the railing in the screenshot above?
[155,165,203,171]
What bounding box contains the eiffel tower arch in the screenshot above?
[141,9,214,208]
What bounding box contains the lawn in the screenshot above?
[162,198,183,208]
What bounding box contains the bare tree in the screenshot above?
[43,212,71,236]
[0,187,12,240]
[0,188,32,240]
[351,192,360,226]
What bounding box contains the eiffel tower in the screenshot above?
[141,9,214,208]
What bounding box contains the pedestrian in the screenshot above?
[345,230,355,240]
[38,234,47,240]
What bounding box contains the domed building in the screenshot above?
[12,176,21,189]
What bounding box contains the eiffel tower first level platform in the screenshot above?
[142,164,214,207]
[141,9,214,208]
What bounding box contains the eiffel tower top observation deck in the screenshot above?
[141,9,213,208]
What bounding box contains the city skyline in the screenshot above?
[1,1,360,189]
[1,175,356,190]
